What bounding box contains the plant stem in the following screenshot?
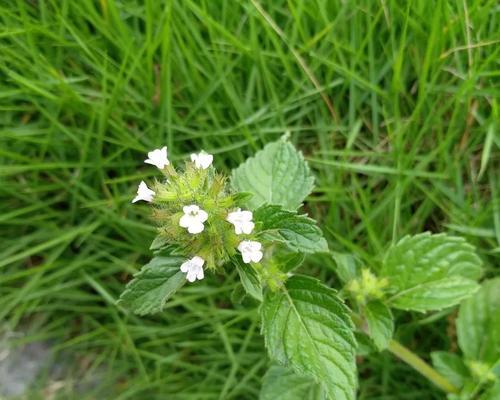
[388,340,459,394]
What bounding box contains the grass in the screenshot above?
[0,0,498,398]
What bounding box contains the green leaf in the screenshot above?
[480,381,500,400]
[231,138,314,211]
[261,275,357,400]
[389,276,479,312]
[381,232,482,312]
[274,250,306,273]
[431,351,469,389]
[235,259,263,301]
[260,366,326,400]
[150,235,169,251]
[354,332,377,356]
[363,301,394,351]
[331,253,362,284]
[231,191,254,204]
[254,205,328,254]
[117,256,186,315]
[457,278,500,364]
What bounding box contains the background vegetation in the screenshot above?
[1,0,498,398]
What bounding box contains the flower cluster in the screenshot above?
[346,269,389,304]
[132,146,263,283]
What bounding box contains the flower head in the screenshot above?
[190,151,213,169]
[238,240,263,263]
[180,256,205,282]
[145,146,169,169]
[346,269,389,304]
[179,205,208,234]
[227,208,254,234]
[132,181,155,203]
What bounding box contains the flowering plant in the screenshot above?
[118,138,498,400]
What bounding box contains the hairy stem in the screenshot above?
[388,340,459,394]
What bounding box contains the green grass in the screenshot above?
[0,0,498,398]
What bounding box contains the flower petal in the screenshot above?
[198,209,208,222]
[187,222,204,234]
[251,251,263,263]
[145,146,169,169]
[186,270,197,282]
[132,181,155,203]
[179,214,191,228]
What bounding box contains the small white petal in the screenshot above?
[132,181,155,203]
[251,241,262,251]
[186,270,196,282]
[251,250,263,263]
[187,222,204,234]
[191,256,204,267]
[242,253,252,263]
[180,256,205,283]
[191,151,213,169]
[241,221,255,234]
[197,209,208,222]
[240,210,253,220]
[179,214,195,228]
[238,240,263,264]
[227,209,254,235]
[183,205,199,214]
[179,204,208,234]
[145,146,170,169]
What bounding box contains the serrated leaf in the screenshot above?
[364,301,394,351]
[117,256,186,315]
[381,232,482,312]
[390,276,480,312]
[260,365,326,400]
[231,139,314,211]
[254,205,328,254]
[457,278,500,364]
[235,259,263,301]
[431,351,469,389]
[261,275,357,400]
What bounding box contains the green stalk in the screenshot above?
[388,340,459,394]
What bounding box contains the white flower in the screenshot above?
[180,256,205,282]
[238,240,263,263]
[190,151,213,169]
[132,181,155,203]
[227,208,254,234]
[145,146,169,169]
[179,205,208,234]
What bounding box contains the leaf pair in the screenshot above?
[334,232,483,354]
[234,139,356,399]
[119,138,325,314]
[119,139,356,400]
